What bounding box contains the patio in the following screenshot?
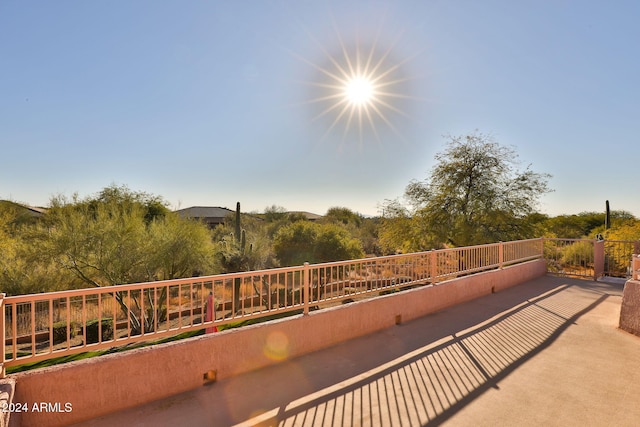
[74,275,640,426]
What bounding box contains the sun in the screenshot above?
[344,76,375,106]
[294,26,416,148]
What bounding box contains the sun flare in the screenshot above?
[293,23,417,148]
[344,76,375,106]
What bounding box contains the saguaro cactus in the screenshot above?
[218,202,263,313]
[605,200,611,230]
[234,202,242,244]
[226,202,252,313]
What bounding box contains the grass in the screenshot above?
[217,309,303,331]
[5,309,304,375]
[6,329,205,374]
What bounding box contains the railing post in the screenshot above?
[633,241,640,280]
[430,249,438,284]
[594,239,604,280]
[303,262,310,315]
[499,241,504,269]
[1,293,5,378]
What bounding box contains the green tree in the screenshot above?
[605,220,640,241]
[382,132,552,250]
[0,204,25,294]
[273,221,364,266]
[321,207,380,255]
[379,200,437,254]
[146,213,216,280]
[322,207,362,228]
[260,205,299,239]
[92,184,169,223]
[357,216,382,256]
[19,186,217,332]
[272,221,316,266]
[262,205,289,223]
[39,193,150,287]
[543,214,598,239]
[542,210,636,239]
[0,201,85,295]
[37,195,156,332]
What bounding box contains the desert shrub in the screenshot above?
[562,241,594,267]
[52,321,78,345]
[84,318,114,344]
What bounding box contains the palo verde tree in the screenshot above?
[32,185,216,333]
[0,201,87,295]
[0,202,31,295]
[382,132,552,250]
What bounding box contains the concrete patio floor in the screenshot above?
[74,275,640,427]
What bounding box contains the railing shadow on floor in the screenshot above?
[241,278,612,427]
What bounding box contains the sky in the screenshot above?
[1,1,639,217]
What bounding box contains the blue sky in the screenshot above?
[1,1,638,217]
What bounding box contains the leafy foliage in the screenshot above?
[4,176,638,308]
[0,185,217,297]
[541,210,636,239]
[381,132,552,250]
[321,207,380,255]
[542,212,604,239]
[147,213,216,280]
[273,221,364,266]
[604,220,640,241]
[0,201,80,294]
[379,200,436,254]
[4,186,217,333]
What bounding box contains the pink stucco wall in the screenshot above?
[620,279,640,337]
[9,259,546,427]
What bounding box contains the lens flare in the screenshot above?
[264,331,289,361]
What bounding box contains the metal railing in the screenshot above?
[603,240,640,277]
[543,238,639,279]
[1,239,544,375]
[544,238,597,278]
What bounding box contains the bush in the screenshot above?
[273,221,364,266]
[52,320,78,345]
[84,318,114,344]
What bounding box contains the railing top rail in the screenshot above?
[308,250,434,269]
[502,238,544,244]
[543,238,597,242]
[437,243,499,253]
[2,264,313,303]
[307,239,544,268]
[543,238,638,244]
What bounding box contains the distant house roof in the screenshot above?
[174,206,235,228]
[0,200,47,217]
[288,211,323,221]
[27,206,47,215]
